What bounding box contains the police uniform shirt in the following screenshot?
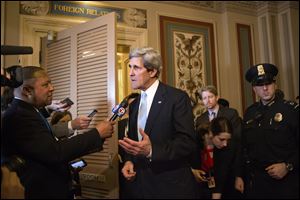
[242,97,299,168]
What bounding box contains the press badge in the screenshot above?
[207,176,216,188]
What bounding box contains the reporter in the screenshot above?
[51,112,93,140]
[192,117,242,199]
[1,89,76,140]
[42,100,94,139]
[50,111,73,125]
[2,66,115,199]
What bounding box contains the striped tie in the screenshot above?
[210,112,216,121]
[212,112,216,119]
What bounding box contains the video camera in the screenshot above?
[1,65,23,88]
[1,45,33,88]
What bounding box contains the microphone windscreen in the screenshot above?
[1,45,33,55]
[128,93,139,99]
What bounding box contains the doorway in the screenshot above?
[117,44,130,103]
[20,15,147,101]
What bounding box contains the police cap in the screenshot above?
[245,63,278,86]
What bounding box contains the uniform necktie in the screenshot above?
[137,93,147,141]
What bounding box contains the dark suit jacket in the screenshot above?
[2,99,105,199]
[123,82,198,198]
[195,106,241,139]
[194,106,242,197]
[212,143,243,198]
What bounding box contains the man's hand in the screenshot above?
[46,100,70,112]
[95,119,115,139]
[118,128,152,157]
[191,168,207,183]
[122,161,136,181]
[235,176,244,193]
[71,116,92,130]
[265,162,288,179]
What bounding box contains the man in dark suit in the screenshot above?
[195,85,241,140]
[118,47,198,198]
[2,66,115,199]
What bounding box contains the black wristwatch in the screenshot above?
[286,163,294,171]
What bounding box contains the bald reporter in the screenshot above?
[2,66,115,199]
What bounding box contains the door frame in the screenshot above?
[20,15,148,67]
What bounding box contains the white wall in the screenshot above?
[3,1,20,66]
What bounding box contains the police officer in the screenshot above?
[235,63,299,199]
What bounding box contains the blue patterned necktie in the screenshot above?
[37,111,55,139]
[210,112,216,121]
[137,92,147,141]
[212,112,216,119]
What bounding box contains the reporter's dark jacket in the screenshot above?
[2,99,104,199]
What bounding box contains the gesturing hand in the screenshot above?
[118,128,152,157]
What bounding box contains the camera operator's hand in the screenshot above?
[46,100,71,112]
[95,119,115,139]
[71,116,92,130]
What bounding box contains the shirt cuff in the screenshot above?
[45,106,51,114]
[68,121,74,131]
[146,147,152,161]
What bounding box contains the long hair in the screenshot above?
[196,122,210,137]
[210,117,233,136]
[50,111,72,125]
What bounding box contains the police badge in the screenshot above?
[274,113,283,122]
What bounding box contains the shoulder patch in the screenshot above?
[246,102,260,111]
[284,100,299,110]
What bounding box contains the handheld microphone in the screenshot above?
[1,45,33,55]
[109,93,139,121]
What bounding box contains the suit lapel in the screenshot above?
[217,107,224,117]
[203,111,210,122]
[145,82,166,136]
[129,96,140,141]
[13,99,56,139]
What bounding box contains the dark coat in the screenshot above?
[2,99,104,199]
[193,105,242,198]
[239,97,299,198]
[123,82,198,198]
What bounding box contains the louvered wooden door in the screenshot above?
[43,13,118,199]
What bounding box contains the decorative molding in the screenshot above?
[157,1,221,13]
[117,26,147,47]
[20,1,148,28]
[156,1,298,16]
[160,16,216,119]
[222,1,268,16]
